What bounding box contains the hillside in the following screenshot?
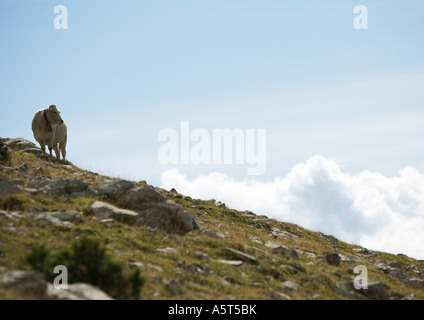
[0,137,423,300]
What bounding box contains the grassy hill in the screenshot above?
[0,138,423,300]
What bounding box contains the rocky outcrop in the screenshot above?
[0,270,113,300]
[117,186,199,234]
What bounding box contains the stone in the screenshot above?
[36,213,75,228]
[271,245,299,259]
[118,185,199,234]
[156,247,179,255]
[35,178,67,195]
[213,259,243,267]
[281,280,300,292]
[222,248,257,264]
[270,291,292,300]
[23,148,43,155]
[50,210,81,224]
[325,252,341,266]
[65,178,89,194]
[4,138,36,150]
[406,278,424,290]
[358,280,389,300]
[96,179,135,200]
[0,178,22,200]
[0,270,47,298]
[197,228,227,239]
[91,201,138,225]
[373,259,389,272]
[46,283,114,300]
[166,279,183,296]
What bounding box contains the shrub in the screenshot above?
[26,236,145,299]
[0,141,11,165]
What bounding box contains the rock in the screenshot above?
[222,248,257,264]
[373,259,389,272]
[197,228,227,239]
[50,210,81,224]
[178,261,211,275]
[405,278,424,290]
[352,248,377,256]
[46,283,114,300]
[335,281,369,300]
[4,138,36,151]
[401,294,416,300]
[128,262,144,269]
[156,247,179,255]
[36,213,75,228]
[65,178,89,195]
[0,178,22,200]
[325,252,341,266]
[91,201,139,225]
[0,270,47,298]
[118,185,165,209]
[34,178,67,196]
[281,280,300,293]
[213,259,243,267]
[388,261,403,269]
[271,245,299,260]
[387,268,408,282]
[23,148,43,155]
[358,280,389,300]
[118,185,199,234]
[166,279,183,296]
[96,179,135,201]
[270,291,292,300]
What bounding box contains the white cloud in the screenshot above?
[160,155,424,259]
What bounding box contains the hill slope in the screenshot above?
[0,137,423,300]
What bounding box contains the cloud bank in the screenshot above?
[160,155,424,260]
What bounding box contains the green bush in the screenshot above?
[0,141,11,165]
[26,236,145,300]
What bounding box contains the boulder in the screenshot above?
[324,252,341,266]
[4,138,37,151]
[222,248,257,264]
[271,245,299,260]
[281,280,300,293]
[0,178,22,200]
[65,178,89,195]
[96,179,135,201]
[91,201,139,225]
[118,186,199,234]
[358,279,389,300]
[0,270,47,298]
[46,283,114,300]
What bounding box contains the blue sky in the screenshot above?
[1,1,424,256]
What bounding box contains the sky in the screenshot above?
[1,0,424,259]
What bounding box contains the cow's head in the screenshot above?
[45,104,64,125]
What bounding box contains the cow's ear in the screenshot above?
[49,104,56,110]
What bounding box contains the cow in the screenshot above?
[31,104,67,160]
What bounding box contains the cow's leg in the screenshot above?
[34,137,46,154]
[60,135,67,161]
[53,144,60,159]
[59,142,66,161]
